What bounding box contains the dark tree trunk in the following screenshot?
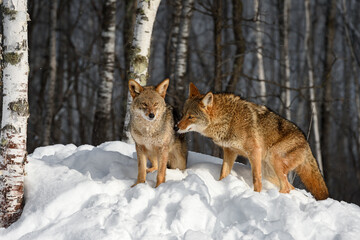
[92,0,116,146]
[226,0,245,92]
[213,0,222,92]
[321,0,336,182]
[42,0,58,146]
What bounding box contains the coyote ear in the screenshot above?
[201,92,213,108]
[156,78,169,98]
[189,82,200,98]
[129,79,144,99]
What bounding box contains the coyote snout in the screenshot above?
[139,104,158,121]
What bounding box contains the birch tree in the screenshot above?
[123,0,161,141]
[0,0,30,228]
[173,0,194,106]
[254,0,266,104]
[119,0,137,138]
[92,0,116,146]
[282,0,295,183]
[42,0,58,146]
[304,0,323,174]
[167,0,182,106]
[283,0,291,120]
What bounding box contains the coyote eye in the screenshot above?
[188,115,193,119]
[142,103,147,108]
[154,102,158,107]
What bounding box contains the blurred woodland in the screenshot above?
[20,0,360,204]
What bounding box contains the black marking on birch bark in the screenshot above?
[129,46,141,59]
[1,6,17,20]
[144,0,151,8]
[1,125,18,134]
[132,55,147,73]
[3,53,22,65]
[23,152,28,165]
[8,100,29,116]
[136,6,149,21]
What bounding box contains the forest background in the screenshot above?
[13,0,360,205]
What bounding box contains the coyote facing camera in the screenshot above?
[176,83,329,200]
[129,79,187,188]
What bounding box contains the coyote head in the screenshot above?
[176,83,213,134]
[128,79,169,121]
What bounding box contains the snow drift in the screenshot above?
[1,141,360,240]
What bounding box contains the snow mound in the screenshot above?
[1,141,360,239]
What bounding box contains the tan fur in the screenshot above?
[177,83,329,200]
[129,79,187,187]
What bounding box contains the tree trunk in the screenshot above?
[119,0,137,140]
[304,0,323,174]
[320,0,336,181]
[167,0,182,106]
[123,0,161,142]
[282,0,296,183]
[341,0,360,184]
[213,0,222,92]
[92,0,116,146]
[211,0,223,157]
[173,0,195,107]
[254,0,266,104]
[74,73,87,144]
[0,0,29,228]
[226,0,245,93]
[283,0,291,120]
[42,0,58,146]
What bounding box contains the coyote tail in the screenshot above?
[295,155,329,200]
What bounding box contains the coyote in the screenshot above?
[176,83,329,200]
[128,79,187,187]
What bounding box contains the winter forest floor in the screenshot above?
[1,141,360,239]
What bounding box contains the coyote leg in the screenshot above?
[249,147,263,192]
[156,147,169,187]
[132,144,147,187]
[219,148,237,180]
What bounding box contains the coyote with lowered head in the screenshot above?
[129,78,187,187]
[176,83,329,200]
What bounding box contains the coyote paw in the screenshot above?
[131,180,145,188]
[253,182,262,192]
[279,182,295,193]
[155,180,165,188]
[279,188,290,194]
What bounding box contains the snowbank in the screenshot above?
[1,141,360,239]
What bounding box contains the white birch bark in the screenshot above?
[92,0,116,145]
[42,0,58,146]
[0,0,30,228]
[284,0,291,120]
[254,0,266,104]
[174,0,194,98]
[123,0,161,142]
[304,0,323,174]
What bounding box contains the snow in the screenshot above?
[1,141,360,240]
